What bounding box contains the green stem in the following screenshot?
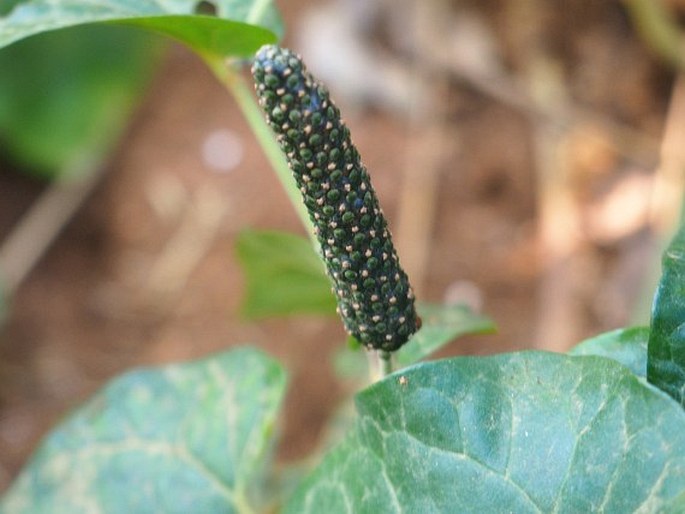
[201,54,316,240]
[380,351,393,378]
[625,0,685,70]
[365,350,394,382]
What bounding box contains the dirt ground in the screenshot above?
[0,0,675,490]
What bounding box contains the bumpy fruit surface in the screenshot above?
[252,45,419,352]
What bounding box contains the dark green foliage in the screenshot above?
[648,226,685,405]
[286,353,685,513]
[251,45,419,351]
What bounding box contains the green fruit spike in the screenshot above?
[252,45,420,352]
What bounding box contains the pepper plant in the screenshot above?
[2,2,685,513]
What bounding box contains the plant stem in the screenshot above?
[625,0,685,70]
[365,350,394,382]
[380,351,393,377]
[201,54,316,241]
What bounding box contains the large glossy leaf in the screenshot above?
[0,0,281,56]
[648,225,685,405]
[0,347,287,514]
[235,229,336,318]
[286,352,685,513]
[0,25,162,175]
[570,326,649,379]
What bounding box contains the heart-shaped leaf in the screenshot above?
[0,347,287,514]
[286,352,685,513]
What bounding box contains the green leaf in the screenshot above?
[396,303,496,367]
[0,347,287,514]
[648,225,685,405]
[333,303,496,382]
[570,326,649,379]
[0,0,282,56]
[0,1,21,17]
[235,229,337,319]
[333,345,367,382]
[0,25,162,175]
[286,352,685,513]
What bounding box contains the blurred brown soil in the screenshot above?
[0,0,673,490]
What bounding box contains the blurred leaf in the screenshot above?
[346,334,362,350]
[0,0,282,56]
[0,1,21,17]
[0,25,162,176]
[570,326,649,379]
[648,225,685,405]
[333,303,496,382]
[0,347,287,514]
[333,345,367,382]
[286,352,685,513]
[332,336,365,383]
[0,0,284,176]
[235,229,336,319]
[395,303,496,367]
